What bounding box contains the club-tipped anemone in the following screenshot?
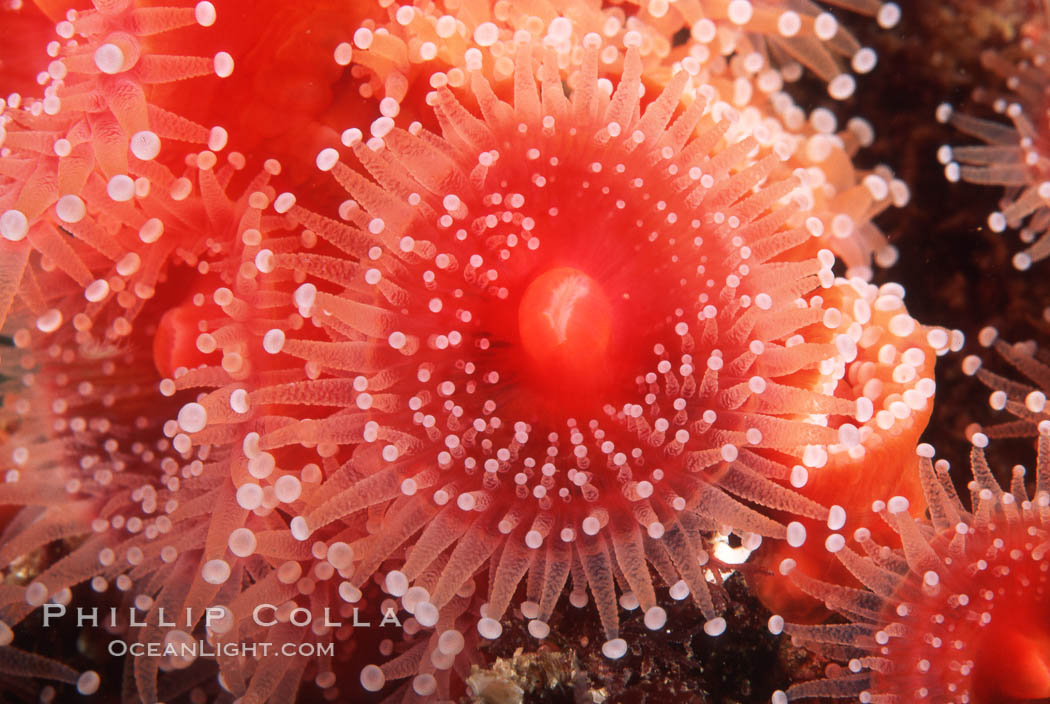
[0,0,237,339]
[937,16,1050,270]
[150,32,945,699]
[0,336,184,697]
[0,2,965,702]
[770,431,1050,704]
[750,280,957,621]
[339,2,908,276]
[0,160,320,701]
[0,159,454,703]
[614,0,901,100]
[343,0,900,108]
[962,325,1050,439]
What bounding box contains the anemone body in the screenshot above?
[751,281,952,622]
[146,0,389,184]
[0,1,55,96]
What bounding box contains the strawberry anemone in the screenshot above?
[750,280,955,622]
[0,0,233,336]
[770,431,1050,704]
[343,0,900,110]
[0,334,172,697]
[612,0,902,100]
[937,16,1050,270]
[0,157,439,704]
[962,325,1050,439]
[0,160,323,701]
[340,3,908,276]
[163,35,940,699]
[0,149,499,702]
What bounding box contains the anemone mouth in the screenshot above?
[516,265,614,394]
[446,179,708,420]
[972,626,1050,701]
[150,267,228,378]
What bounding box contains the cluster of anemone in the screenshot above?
[159,28,948,698]
[342,0,902,108]
[3,2,1047,704]
[765,9,1050,704]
